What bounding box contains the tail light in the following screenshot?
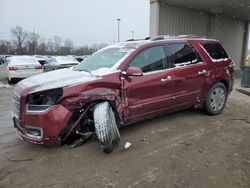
[9,66,19,71]
[34,66,43,70]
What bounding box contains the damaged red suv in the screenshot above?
[12,35,234,153]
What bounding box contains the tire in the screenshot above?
[93,102,120,153]
[204,82,227,116]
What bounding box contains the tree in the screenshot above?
[1,26,104,55]
[28,30,40,55]
[47,39,54,54]
[37,38,48,55]
[0,40,14,54]
[64,39,73,49]
[60,39,74,54]
[53,35,62,53]
[11,26,28,54]
[92,43,108,51]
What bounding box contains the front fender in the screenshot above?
[60,88,121,111]
[60,88,123,126]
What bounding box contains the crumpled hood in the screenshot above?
[18,68,99,93]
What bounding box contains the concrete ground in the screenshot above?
[0,75,250,188]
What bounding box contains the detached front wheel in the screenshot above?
[204,82,227,115]
[93,102,120,153]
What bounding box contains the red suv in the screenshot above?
[12,35,234,153]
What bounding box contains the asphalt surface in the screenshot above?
[0,77,250,188]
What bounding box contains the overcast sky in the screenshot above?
[0,0,150,46]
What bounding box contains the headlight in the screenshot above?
[26,88,63,112]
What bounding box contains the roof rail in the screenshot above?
[148,34,214,41]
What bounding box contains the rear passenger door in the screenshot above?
[165,43,208,106]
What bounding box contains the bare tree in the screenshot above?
[53,35,62,53]
[64,39,73,49]
[0,40,14,54]
[11,26,28,54]
[1,26,105,55]
[60,39,74,54]
[92,43,108,51]
[37,38,48,55]
[47,39,54,54]
[28,30,40,55]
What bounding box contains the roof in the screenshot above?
[155,0,250,21]
[121,35,217,47]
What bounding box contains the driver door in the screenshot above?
[122,45,177,124]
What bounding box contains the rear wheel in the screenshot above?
[204,82,227,115]
[93,102,120,153]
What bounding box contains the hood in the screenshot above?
[18,68,99,93]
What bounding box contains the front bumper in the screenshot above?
[13,104,73,147]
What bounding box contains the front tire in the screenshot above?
[204,82,227,115]
[93,102,120,153]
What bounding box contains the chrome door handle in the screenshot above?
[161,76,172,82]
[198,70,207,75]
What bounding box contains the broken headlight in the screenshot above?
[26,88,63,112]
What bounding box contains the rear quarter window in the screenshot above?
[201,42,229,60]
[166,43,201,68]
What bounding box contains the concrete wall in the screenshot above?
[150,1,247,69]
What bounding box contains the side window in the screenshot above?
[167,43,200,68]
[201,42,229,60]
[128,46,167,73]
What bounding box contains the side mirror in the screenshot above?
[123,67,143,77]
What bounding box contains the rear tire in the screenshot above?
[93,102,120,153]
[204,82,227,115]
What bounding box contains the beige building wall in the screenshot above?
[209,15,245,68]
[150,1,247,69]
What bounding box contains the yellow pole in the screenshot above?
[247,56,250,66]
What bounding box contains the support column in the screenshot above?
[150,0,160,36]
[241,21,250,68]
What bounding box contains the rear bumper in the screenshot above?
[8,70,43,80]
[13,104,73,147]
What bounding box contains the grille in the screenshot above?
[13,89,21,118]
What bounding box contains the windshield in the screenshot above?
[75,47,133,72]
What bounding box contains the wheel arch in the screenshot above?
[217,79,229,92]
[204,78,230,99]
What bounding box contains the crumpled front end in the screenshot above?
[12,86,73,146]
[12,70,123,147]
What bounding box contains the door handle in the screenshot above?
[161,76,172,82]
[198,70,207,75]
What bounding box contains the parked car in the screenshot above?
[43,56,79,72]
[0,55,11,65]
[33,55,47,66]
[6,56,43,83]
[12,35,234,153]
[0,55,5,65]
[74,56,85,62]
